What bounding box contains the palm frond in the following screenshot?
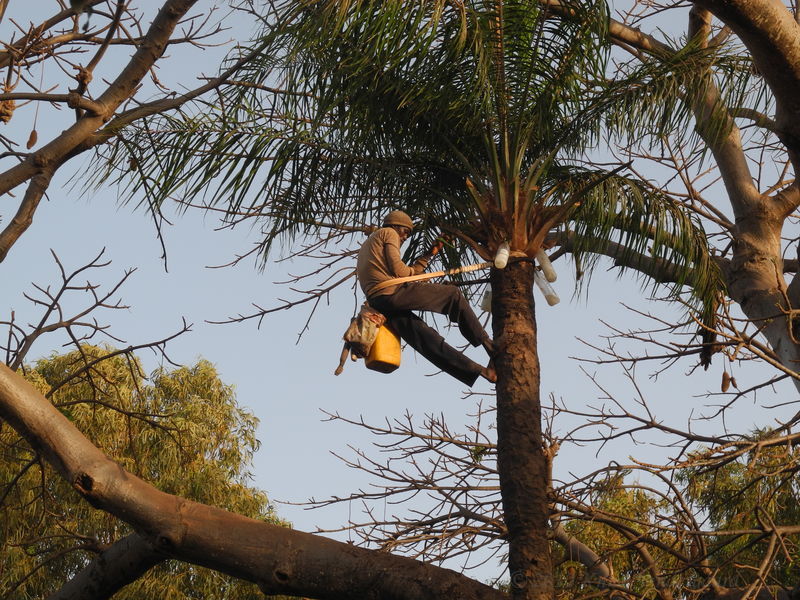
[89,0,724,327]
[97,0,608,251]
[559,169,721,326]
[599,34,771,154]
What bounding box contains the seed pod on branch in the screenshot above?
[721,371,731,393]
[0,98,15,123]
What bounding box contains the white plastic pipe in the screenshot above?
[534,271,560,306]
[494,242,510,269]
[535,249,557,282]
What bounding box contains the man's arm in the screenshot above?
[409,238,445,273]
[382,228,427,277]
[409,252,433,274]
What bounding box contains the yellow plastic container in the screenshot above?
[365,324,401,373]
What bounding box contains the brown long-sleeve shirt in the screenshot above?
[356,227,430,298]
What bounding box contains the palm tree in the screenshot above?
[103,1,720,597]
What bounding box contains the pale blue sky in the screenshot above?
[3,1,794,582]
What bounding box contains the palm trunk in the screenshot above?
[491,260,554,600]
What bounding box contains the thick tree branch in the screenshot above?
[0,363,505,600]
[540,0,674,55]
[46,533,164,600]
[552,523,611,581]
[0,93,105,114]
[730,107,778,133]
[75,42,269,153]
[0,0,200,262]
[691,0,800,166]
[555,229,730,290]
[0,168,55,262]
[686,6,760,216]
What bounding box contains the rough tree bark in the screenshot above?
[491,261,553,600]
[0,362,505,600]
[45,534,164,600]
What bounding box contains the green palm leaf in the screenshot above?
[93,0,722,322]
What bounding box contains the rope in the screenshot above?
[369,261,492,295]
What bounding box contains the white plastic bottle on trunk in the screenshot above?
[494,242,510,269]
[535,249,557,282]
[534,271,560,306]
[480,289,492,312]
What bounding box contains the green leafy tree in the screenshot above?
[0,345,284,599]
[556,456,800,597]
[553,471,682,599]
[678,440,800,590]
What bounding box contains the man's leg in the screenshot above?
[385,283,490,348]
[385,311,484,387]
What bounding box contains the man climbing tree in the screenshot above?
[357,210,496,385]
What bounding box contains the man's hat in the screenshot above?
[383,210,414,230]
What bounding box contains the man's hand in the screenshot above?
[428,235,452,257]
[428,239,445,256]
